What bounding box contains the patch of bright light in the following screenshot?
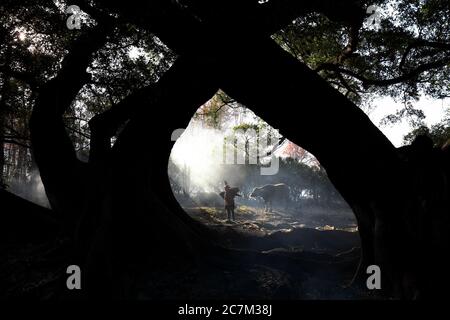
[18,32,26,41]
[170,121,225,193]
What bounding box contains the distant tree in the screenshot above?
[403,117,450,147]
[194,91,237,129]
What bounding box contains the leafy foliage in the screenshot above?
[274,0,450,109]
[403,111,450,146]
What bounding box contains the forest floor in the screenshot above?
[0,203,380,299]
[173,204,380,300]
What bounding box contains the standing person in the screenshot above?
[222,181,241,222]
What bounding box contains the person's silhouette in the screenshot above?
[222,181,240,221]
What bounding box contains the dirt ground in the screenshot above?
[187,203,358,232]
[169,204,378,300]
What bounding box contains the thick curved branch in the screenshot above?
[30,24,112,224]
[316,57,450,87]
[88,84,154,163]
[93,0,368,56]
[399,40,450,72]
